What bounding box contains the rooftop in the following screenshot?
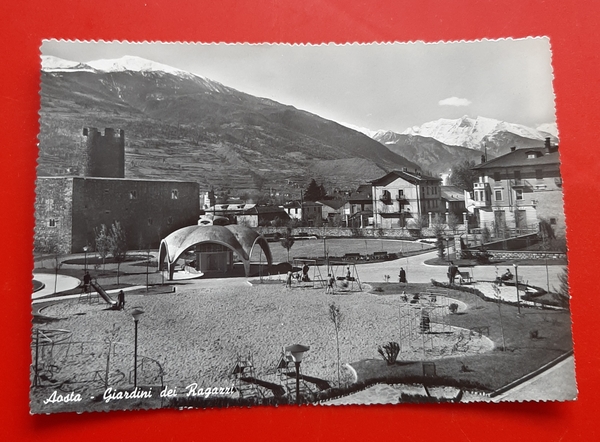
[472,146,560,170]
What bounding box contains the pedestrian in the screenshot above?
[399,267,407,284]
[302,263,310,282]
[326,273,336,294]
[346,266,352,280]
[83,271,91,293]
[286,271,293,288]
[117,290,125,310]
[448,261,458,285]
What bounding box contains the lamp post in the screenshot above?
[83,246,89,272]
[513,264,521,315]
[285,344,310,405]
[131,308,144,387]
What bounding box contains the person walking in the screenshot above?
[448,261,458,285]
[286,271,293,288]
[399,267,407,284]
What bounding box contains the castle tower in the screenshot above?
[82,127,125,178]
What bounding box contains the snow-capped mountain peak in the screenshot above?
[41,55,228,93]
[401,115,554,150]
[86,55,194,78]
[41,55,96,72]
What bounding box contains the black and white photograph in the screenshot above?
[31,38,575,414]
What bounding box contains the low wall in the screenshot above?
[257,226,461,239]
[486,250,566,260]
[483,233,539,251]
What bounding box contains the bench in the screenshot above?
[458,271,473,285]
[469,326,490,337]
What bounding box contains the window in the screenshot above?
[129,190,137,200]
[427,187,430,195]
[495,190,503,201]
[171,189,178,200]
[515,189,523,200]
[399,189,404,197]
[536,169,544,180]
[45,198,54,210]
[550,217,557,225]
[48,218,57,227]
[493,171,501,182]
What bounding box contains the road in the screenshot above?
[316,249,565,290]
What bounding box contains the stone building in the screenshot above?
[34,128,199,254]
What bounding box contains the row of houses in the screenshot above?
[202,138,564,238]
[202,171,466,229]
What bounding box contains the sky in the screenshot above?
[41,38,556,133]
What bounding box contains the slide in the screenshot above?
[90,280,117,306]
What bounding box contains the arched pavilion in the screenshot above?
[158,225,272,280]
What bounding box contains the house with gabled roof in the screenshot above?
[371,170,443,229]
[470,139,563,235]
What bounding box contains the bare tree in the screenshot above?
[328,303,343,387]
[280,227,295,263]
[94,224,111,271]
[109,221,128,285]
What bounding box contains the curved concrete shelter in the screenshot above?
[158,225,272,280]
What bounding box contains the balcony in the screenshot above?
[379,192,392,204]
[510,179,533,191]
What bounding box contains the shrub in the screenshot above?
[377,342,400,365]
[449,303,459,314]
[529,330,539,339]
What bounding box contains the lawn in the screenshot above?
[354,282,573,392]
[266,238,433,263]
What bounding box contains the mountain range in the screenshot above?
[344,116,558,174]
[39,55,421,195]
[39,55,558,192]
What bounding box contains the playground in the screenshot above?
[30,243,573,411]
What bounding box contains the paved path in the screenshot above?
[491,355,577,402]
[32,273,81,299]
[315,249,564,290]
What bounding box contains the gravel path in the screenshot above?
[37,282,493,392]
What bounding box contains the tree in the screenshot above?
[447,213,460,235]
[94,224,111,270]
[328,303,343,387]
[553,267,569,309]
[109,221,128,285]
[280,227,295,263]
[449,160,478,192]
[304,179,326,201]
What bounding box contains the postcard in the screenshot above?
[31,38,575,414]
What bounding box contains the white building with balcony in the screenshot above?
[470,139,563,236]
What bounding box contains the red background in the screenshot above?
[1,1,599,440]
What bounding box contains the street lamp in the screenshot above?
[131,308,145,387]
[285,344,310,405]
[513,264,521,315]
[83,245,89,272]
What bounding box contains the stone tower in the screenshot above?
[82,127,125,178]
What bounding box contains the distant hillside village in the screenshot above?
[34,128,564,255]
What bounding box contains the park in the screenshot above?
[30,235,574,412]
